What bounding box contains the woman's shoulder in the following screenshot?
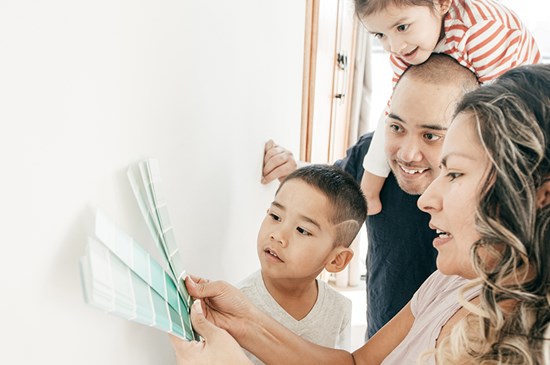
[412,271,470,313]
[422,271,467,292]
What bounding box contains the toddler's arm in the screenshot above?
[361,111,390,215]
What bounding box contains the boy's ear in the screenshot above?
[536,177,550,208]
[324,247,354,273]
[435,0,452,15]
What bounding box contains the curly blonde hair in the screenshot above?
[432,64,550,364]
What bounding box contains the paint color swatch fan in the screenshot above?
[79,159,198,341]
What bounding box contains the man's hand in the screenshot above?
[262,139,298,184]
[170,299,252,365]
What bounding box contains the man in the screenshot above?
[262,53,479,338]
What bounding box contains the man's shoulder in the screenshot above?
[351,132,374,153]
[334,132,374,182]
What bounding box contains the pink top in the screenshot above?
[381,271,480,365]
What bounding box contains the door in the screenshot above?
[301,0,357,163]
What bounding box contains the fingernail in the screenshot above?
[193,299,203,314]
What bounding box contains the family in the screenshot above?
[169,0,549,363]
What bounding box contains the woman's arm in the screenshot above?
[170,300,253,365]
[352,303,415,365]
[185,276,355,365]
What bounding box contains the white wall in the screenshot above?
[0,1,304,363]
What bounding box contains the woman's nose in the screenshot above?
[418,178,441,213]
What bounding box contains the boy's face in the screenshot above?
[257,179,338,282]
[363,3,446,65]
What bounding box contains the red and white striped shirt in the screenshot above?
[390,0,541,85]
[364,0,541,178]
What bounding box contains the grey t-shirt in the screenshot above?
[238,270,351,365]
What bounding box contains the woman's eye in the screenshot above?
[447,172,461,181]
[397,24,409,32]
[424,133,441,141]
[269,213,281,222]
[296,227,312,236]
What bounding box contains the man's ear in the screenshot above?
[435,0,452,15]
[325,247,354,273]
[536,177,550,208]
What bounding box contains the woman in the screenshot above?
[172,64,550,364]
[417,63,550,364]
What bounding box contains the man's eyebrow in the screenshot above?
[420,124,447,131]
[388,113,447,131]
[387,113,404,122]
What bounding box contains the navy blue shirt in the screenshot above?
[335,133,437,338]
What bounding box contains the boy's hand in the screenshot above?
[170,299,252,365]
[262,139,297,184]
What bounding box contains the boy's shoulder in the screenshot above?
[237,270,262,292]
[317,279,352,310]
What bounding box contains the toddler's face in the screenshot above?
[256,179,338,282]
[363,3,447,65]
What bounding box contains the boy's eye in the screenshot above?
[269,213,281,222]
[296,227,312,236]
[373,32,384,39]
[424,133,441,141]
[397,24,409,32]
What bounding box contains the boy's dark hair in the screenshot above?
[277,164,367,247]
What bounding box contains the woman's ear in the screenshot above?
[536,177,550,208]
[325,247,354,273]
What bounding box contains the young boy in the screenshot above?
[238,165,368,364]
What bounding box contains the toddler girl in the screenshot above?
[357,0,540,215]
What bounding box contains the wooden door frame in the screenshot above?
[300,0,317,162]
[300,0,357,163]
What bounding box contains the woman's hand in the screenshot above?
[184,276,256,342]
[170,299,252,365]
[183,276,355,365]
